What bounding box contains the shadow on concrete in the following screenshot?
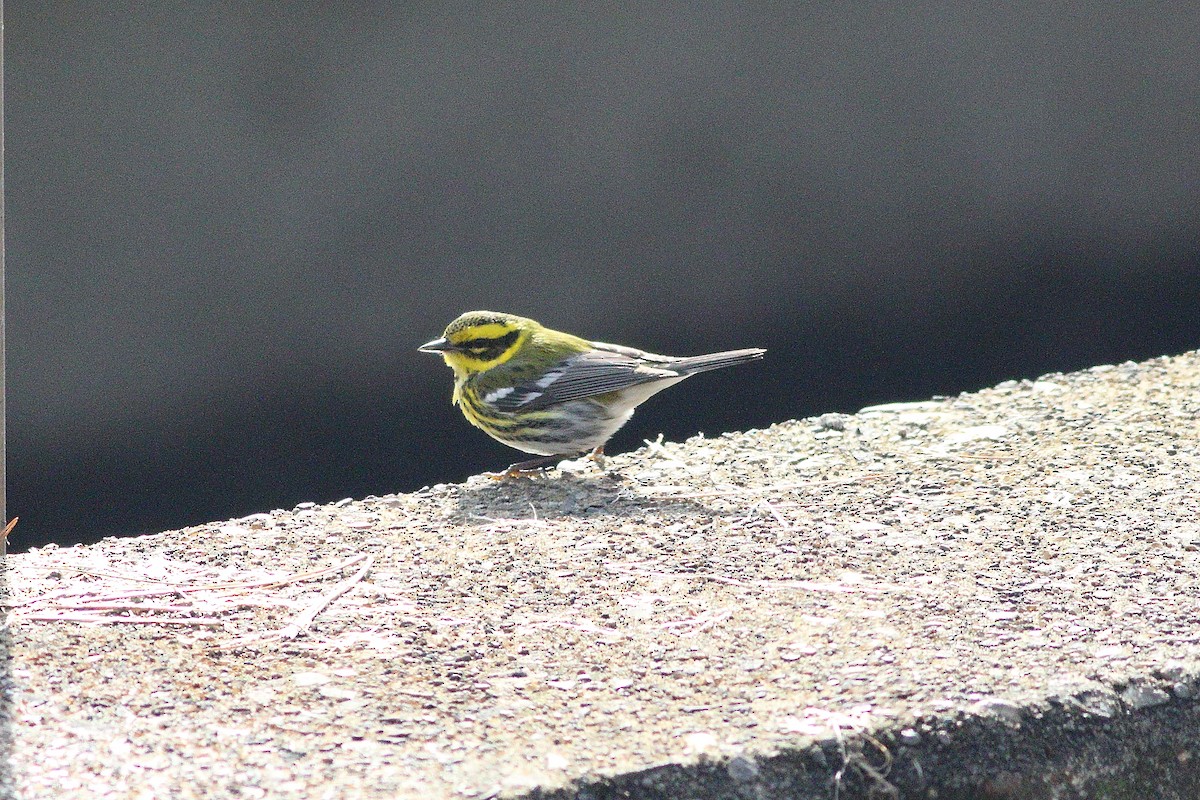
[527,693,1200,800]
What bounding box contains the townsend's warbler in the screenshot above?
[419,311,766,475]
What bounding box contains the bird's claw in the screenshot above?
[485,448,606,480]
[486,455,559,480]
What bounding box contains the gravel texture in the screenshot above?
[3,351,1200,798]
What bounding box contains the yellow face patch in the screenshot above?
[441,323,529,380]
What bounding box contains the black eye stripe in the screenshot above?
[467,332,516,348]
[455,330,519,355]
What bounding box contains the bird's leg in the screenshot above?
[486,447,607,480]
[487,455,560,480]
[587,446,606,469]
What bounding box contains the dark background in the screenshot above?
[7,5,1199,551]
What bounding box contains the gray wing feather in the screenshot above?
[490,346,680,411]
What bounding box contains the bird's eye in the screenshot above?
[469,346,489,355]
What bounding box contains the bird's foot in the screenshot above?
[587,446,606,470]
[556,446,610,476]
[485,447,609,480]
[486,455,560,480]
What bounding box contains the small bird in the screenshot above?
[419,311,766,476]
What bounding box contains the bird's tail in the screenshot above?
[673,348,766,376]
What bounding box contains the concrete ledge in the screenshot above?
[4,352,1200,798]
[533,685,1200,798]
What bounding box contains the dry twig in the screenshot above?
[279,555,373,639]
[220,554,374,647]
[11,553,374,635]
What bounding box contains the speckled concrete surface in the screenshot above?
[3,352,1200,799]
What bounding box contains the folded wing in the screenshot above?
[487,346,680,411]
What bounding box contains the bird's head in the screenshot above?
[418,311,542,378]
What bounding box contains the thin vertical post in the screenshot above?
[0,0,7,558]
